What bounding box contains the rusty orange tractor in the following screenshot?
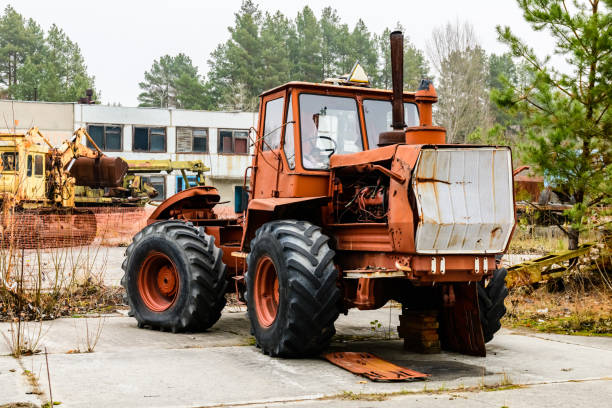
[122,32,514,357]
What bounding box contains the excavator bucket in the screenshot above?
[69,156,128,188]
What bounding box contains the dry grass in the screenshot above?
[0,200,119,357]
[504,273,612,336]
[505,233,612,336]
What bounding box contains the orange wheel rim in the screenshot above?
[254,256,279,327]
[138,251,179,312]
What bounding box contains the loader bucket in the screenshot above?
[69,156,128,188]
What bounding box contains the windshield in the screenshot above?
[299,94,363,170]
[363,100,419,148]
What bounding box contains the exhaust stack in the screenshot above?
[378,31,408,146]
[390,31,406,131]
[378,31,446,146]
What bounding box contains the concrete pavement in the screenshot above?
[1,306,610,407]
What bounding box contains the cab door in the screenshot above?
[22,154,46,201]
[251,91,285,199]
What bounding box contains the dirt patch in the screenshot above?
[503,283,612,336]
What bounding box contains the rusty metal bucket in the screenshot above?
[69,156,128,188]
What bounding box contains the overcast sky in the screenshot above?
[1,0,558,106]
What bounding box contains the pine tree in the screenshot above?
[319,7,350,78]
[0,6,96,102]
[138,53,205,109]
[347,20,378,80]
[293,6,323,82]
[495,0,611,249]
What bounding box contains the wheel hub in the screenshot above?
[138,251,179,312]
[254,256,279,327]
[157,266,177,296]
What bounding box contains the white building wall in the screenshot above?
[0,100,74,145]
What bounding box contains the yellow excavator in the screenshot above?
[0,127,128,247]
[0,127,210,248]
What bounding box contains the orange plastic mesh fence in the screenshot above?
[0,206,155,249]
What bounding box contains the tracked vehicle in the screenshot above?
[122,31,514,357]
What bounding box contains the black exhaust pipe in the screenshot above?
[378,31,406,146]
[390,31,406,130]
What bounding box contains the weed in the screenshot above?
[334,377,523,402]
[369,319,382,332]
[1,318,45,357]
[83,316,105,353]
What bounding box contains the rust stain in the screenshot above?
[416,177,451,185]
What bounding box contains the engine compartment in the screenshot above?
[332,163,391,224]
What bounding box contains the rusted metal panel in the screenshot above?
[247,196,328,211]
[343,269,405,279]
[148,186,221,223]
[329,144,397,168]
[413,147,514,254]
[332,223,393,252]
[324,352,429,381]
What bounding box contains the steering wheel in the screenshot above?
[317,135,337,157]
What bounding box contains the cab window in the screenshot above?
[1,152,18,171]
[27,155,33,176]
[262,97,284,150]
[363,100,419,148]
[34,155,43,176]
[283,95,295,169]
[299,94,362,170]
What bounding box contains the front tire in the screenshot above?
[478,268,508,343]
[121,220,227,332]
[246,220,340,357]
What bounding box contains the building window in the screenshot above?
[176,127,208,153]
[176,175,198,192]
[87,125,122,151]
[141,175,166,201]
[133,127,166,152]
[218,129,249,154]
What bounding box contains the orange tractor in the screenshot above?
[122,32,514,357]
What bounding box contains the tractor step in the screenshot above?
[397,309,441,354]
[323,352,429,381]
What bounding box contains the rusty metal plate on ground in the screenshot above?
[323,352,429,381]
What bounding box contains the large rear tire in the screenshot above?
[121,220,227,332]
[246,220,340,357]
[478,268,508,343]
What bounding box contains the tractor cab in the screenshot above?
[251,64,444,201]
[0,131,48,205]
